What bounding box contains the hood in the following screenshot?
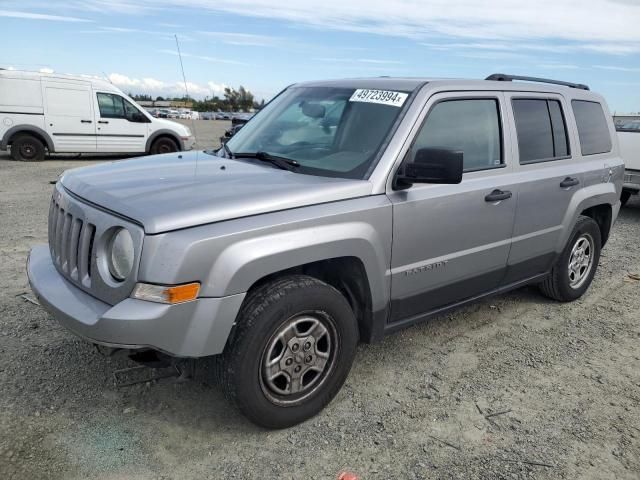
[60,151,373,234]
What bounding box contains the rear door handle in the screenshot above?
[80,119,92,124]
[98,120,109,124]
[560,177,579,188]
[485,189,512,202]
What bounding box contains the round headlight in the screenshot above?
[108,228,134,281]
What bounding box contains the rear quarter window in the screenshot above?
[512,98,569,163]
[571,100,612,155]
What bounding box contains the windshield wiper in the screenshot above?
[234,151,300,171]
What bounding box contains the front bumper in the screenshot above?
[27,245,245,357]
[182,135,196,151]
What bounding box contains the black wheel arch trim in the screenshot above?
[1,125,55,152]
[146,129,183,153]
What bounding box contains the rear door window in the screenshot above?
[572,100,612,155]
[512,99,569,163]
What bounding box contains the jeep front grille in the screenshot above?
[48,198,96,287]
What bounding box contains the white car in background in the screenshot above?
[617,120,640,206]
[0,70,196,161]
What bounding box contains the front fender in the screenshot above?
[145,129,184,152]
[208,222,390,311]
[138,196,393,313]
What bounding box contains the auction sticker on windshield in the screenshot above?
[349,89,408,107]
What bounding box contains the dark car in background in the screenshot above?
[220,112,255,144]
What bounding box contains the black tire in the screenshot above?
[10,134,46,162]
[539,216,601,302]
[620,190,632,207]
[149,136,178,155]
[216,275,359,429]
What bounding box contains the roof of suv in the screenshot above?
[295,76,596,96]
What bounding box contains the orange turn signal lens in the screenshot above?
[165,283,200,303]
[131,282,200,304]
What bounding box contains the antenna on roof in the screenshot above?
[103,71,113,84]
[174,34,199,149]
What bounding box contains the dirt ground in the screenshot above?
[1,120,639,479]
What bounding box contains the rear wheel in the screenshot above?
[621,190,632,207]
[216,275,358,429]
[10,134,46,162]
[149,136,178,155]
[539,216,601,302]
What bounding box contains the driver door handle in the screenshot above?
[80,119,92,123]
[485,189,512,202]
[560,177,579,188]
[98,120,109,124]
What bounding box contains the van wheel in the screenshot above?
[216,275,358,429]
[539,216,601,302]
[11,134,46,162]
[620,190,632,207]
[149,137,178,155]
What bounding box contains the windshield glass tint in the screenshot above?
[225,86,409,179]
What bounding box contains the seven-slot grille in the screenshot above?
[48,197,96,287]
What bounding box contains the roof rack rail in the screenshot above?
[485,73,589,91]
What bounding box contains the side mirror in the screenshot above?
[395,147,463,188]
[131,112,146,123]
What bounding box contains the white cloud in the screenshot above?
[421,40,640,56]
[208,81,228,95]
[594,65,640,72]
[316,57,403,65]
[537,63,580,70]
[0,9,92,22]
[158,48,249,66]
[176,81,210,96]
[197,31,280,46]
[71,0,640,50]
[107,73,233,98]
[78,26,193,41]
[39,67,54,73]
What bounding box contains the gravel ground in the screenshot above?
[1,121,639,479]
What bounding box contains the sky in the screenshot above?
[1,0,640,112]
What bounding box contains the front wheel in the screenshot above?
[216,275,358,428]
[149,137,178,155]
[539,216,601,302]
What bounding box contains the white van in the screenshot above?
[0,70,195,161]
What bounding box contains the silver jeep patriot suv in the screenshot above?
[28,74,624,428]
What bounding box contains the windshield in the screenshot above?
[224,86,410,179]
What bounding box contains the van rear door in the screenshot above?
[44,82,97,153]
